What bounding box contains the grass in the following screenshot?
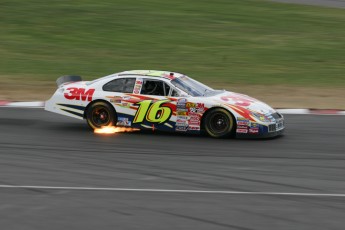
[0,0,345,87]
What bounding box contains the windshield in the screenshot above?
[171,75,214,97]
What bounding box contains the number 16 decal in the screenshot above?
[133,100,172,124]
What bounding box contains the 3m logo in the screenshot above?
[64,88,95,101]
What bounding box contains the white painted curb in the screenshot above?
[276,109,309,114]
[0,101,44,108]
[7,101,45,107]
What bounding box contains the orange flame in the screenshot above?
[94,126,140,134]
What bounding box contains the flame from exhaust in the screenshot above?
[94,126,140,134]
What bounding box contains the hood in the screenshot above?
[211,91,276,115]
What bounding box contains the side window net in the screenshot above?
[141,80,170,96]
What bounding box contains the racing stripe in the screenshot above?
[60,109,84,118]
[128,94,157,101]
[226,104,256,121]
[57,103,85,111]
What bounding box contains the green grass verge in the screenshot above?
[1,0,344,86]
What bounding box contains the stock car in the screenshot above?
[45,70,285,138]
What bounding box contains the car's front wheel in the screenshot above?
[204,108,235,138]
[86,101,116,129]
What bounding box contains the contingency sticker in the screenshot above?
[133,78,143,94]
[175,98,188,132]
[116,117,131,127]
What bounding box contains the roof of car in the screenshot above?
[117,70,184,80]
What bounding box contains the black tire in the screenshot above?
[204,108,235,138]
[86,101,116,129]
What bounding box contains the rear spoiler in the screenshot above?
[56,75,82,87]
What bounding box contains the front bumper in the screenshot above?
[236,127,285,139]
[236,114,285,139]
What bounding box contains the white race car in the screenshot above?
[45,70,284,138]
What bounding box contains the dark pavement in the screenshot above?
[0,108,345,230]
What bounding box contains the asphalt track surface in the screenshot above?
[1,108,345,230]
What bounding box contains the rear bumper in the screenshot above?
[45,89,85,120]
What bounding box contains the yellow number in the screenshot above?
[146,100,171,123]
[133,100,172,124]
[133,100,151,123]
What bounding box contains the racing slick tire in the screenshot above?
[204,108,235,138]
[86,101,117,129]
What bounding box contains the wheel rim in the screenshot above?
[91,106,110,127]
[208,112,231,135]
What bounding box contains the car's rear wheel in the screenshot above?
[204,108,235,138]
[86,101,116,129]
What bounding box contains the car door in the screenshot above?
[130,78,176,131]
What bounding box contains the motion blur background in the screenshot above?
[1,1,345,230]
[1,0,344,107]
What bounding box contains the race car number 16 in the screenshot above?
[133,100,172,124]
